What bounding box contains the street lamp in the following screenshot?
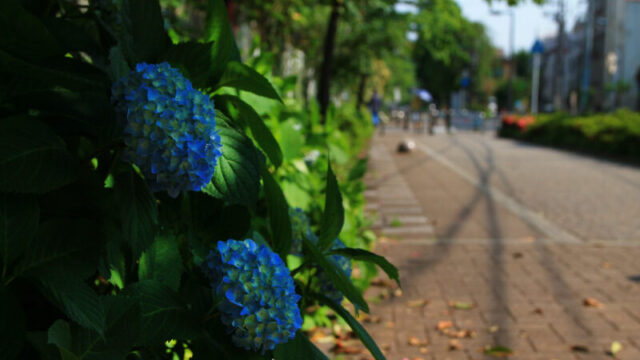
[491,7,515,112]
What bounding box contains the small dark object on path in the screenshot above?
[397,139,416,153]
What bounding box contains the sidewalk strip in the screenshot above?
[416,141,581,243]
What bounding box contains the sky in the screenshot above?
[455,0,585,55]
[397,0,586,55]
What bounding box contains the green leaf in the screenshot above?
[216,62,282,102]
[47,296,140,360]
[0,285,26,360]
[0,193,38,277]
[216,95,283,167]
[274,331,329,360]
[0,0,61,59]
[317,161,344,250]
[279,119,305,162]
[122,0,171,63]
[312,292,383,360]
[261,166,291,259]
[122,280,196,345]
[162,41,214,89]
[483,345,514,356]
[113,166,158,259]
[40,276,106,338]
[303,238,368,313]
[138,235,183,291]
[108,46,130,81]
[347,158,368,181]
[203,115,262,207]
[0,116,77,194]
[328,248,400,287]
[610,341,623,356]
[204,0,234,84]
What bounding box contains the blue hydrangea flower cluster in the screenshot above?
[289,207,317,255]
[111,62,222,197]
[202,239,302,353]
[317,238,352,303]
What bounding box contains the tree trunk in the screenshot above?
[356,73,368,109]
[318,0,340,123]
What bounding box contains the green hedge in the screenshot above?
[499,110,640,159]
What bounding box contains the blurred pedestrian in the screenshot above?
[368,90,382,128]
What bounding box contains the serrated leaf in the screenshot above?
[138,235,183,291]
[113,166,158,259]
[46,296,140,360]
[0,116,77,194]
[0,193,38,276]
[40,276,106,338]
[0,285,26,360]
[203,116,262,207]
[312,292,384,360]
[216,61,282,102]
[0,0,62,59]
[216,95,283,167]
[122,280,196,345]
[122,0,171,63]
[274,331,329,360]
[303,238,368,313]
[261,166,291,259]
[328,248,400,287]
[317,161,344,250]
[204,0,233,84]
[162,41,214,89]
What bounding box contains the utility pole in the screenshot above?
[553,0,566,111]
[580,0,595,113]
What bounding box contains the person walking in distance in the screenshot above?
[368,90,383,133]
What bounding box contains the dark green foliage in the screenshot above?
[0,1,395,359]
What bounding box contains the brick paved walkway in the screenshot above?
[353,132,640,360]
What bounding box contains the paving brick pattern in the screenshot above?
[354,132,640,360]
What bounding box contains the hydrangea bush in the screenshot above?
[0,1,398,360]
[112,62,222,197]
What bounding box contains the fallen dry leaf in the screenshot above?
[512,252,524,259]
[332,340,362,354]
[608,341,622,357]
[450,329,476,339]
[488,325,499,333]
[407,299,430,308]
[437,321,454,331]
[394,289,403,297]
[362,315,381,324]
[448,339,462,351]
[602,261,612,269]
[570,345,590,353]
[381,343,392,351]
[532,308,544,315]
[583,297,603,308]
[408,336,428,347]
[419,347,428,354]
[449,301,475,310]
[385,321,395,329]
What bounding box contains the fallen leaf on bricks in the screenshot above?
[583,298,603,308]
[608,341,622,357]
[488,325,499,333]
[483,345,514,357]
[385,321,395,328]
[394,289,403,297]
[512,252,524,259]
[450,329,476,339]
[601,261,611,269]
[332,340,362,354]
[419,347,428,354]
[448,339,462,351]
[437,321,454,331]
[407,299,430,308]
[381,343,391,351]
[570,345,590,353]
[363,315,381,324]
[449,301,475,310]
[532,308,544,315]
[408,336,427,347]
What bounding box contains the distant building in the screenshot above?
[539,0,640,111]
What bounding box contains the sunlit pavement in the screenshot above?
[349,129,640,360]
